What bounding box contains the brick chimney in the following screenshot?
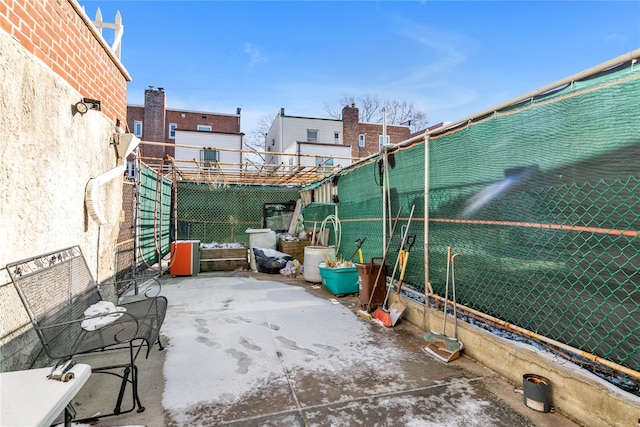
[143,86,166,142]
[141,86,166,160]
[342,103,359,156]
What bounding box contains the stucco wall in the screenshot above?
[0,2,129,370]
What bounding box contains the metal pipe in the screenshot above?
[428,293,640,380]
[423,133,430,294]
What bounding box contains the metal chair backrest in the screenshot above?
[7,246,101,358]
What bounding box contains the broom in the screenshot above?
[422,247,464,362]
[356,208,402,322]
[388,234,416,327]
[373,205,415,327]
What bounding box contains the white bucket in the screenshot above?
[245,228,276,271]
[304,246,336,282]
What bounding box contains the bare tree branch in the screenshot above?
[244,114,275,162]
[326,94,428,132]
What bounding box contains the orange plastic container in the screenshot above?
[170,241,200,276]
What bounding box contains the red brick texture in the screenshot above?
[0,0,129,121]
[127,90,242,161]
[342,104,411,159]
[166,110,241,135]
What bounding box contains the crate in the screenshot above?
[319,262,359,295]
[278,238,311,263]
[200,246,248,272]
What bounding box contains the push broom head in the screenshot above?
[372,307,393,327]
[356,309,372,322]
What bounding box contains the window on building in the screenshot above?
[379,135,390,148]
[316,156,334,172]
[169,123,177,139]
[133,120,142,137]
[334,132,340,144]
[307,130,318,143]
[200,149,219,163]
[197,125,212,131]
[359,134,365,148]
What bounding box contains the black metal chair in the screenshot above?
[7,246,168,423]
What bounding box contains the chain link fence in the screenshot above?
[126,60,638,393]
[323,61,640,391]
[176,183,300,245]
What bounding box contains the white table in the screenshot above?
[0,363,91,427]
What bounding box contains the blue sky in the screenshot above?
[80,1,640,134]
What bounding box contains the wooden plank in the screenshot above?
[288,199,303,235]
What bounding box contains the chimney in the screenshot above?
[342,103,359,156]
[144,86,167,144]
[280,107,285,116]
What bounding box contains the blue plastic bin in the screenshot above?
[318,262,359,295]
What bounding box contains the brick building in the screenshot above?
[341,104,411,159]
[127,87,243,162]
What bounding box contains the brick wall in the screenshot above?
[0,0,130,121]
[341,103,411,159]
[358,123,411,158]
[167,110,241,135]
[127,89,242,161]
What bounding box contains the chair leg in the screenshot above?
[114,365,131,415]
[133,364,145,412]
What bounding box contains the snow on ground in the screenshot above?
[159,276,410,422]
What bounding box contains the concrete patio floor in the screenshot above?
[69,271,579,426]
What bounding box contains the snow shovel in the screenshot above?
[422,247,464,362]
[388,234,416,326]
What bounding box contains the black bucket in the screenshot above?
[523,373,552,413]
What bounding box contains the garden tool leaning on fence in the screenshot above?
[349,237,366,263]
[373,205,415,327]
[422,247,464,362]
[388,233,416,327]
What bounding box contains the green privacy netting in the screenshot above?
[135,61,639,388]
[424,64,640,378]
[175,184,300,245]
[138,164,172,267]
[329,63,640,380]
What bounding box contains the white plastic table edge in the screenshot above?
[0,363,91,427]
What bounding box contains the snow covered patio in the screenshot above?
[71,272,577,426]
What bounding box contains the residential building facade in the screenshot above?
[265,105,411,169]
[126,87,244,164]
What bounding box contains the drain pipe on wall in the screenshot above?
[85,133,140,225]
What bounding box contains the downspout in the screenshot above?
[85,134,140,225]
